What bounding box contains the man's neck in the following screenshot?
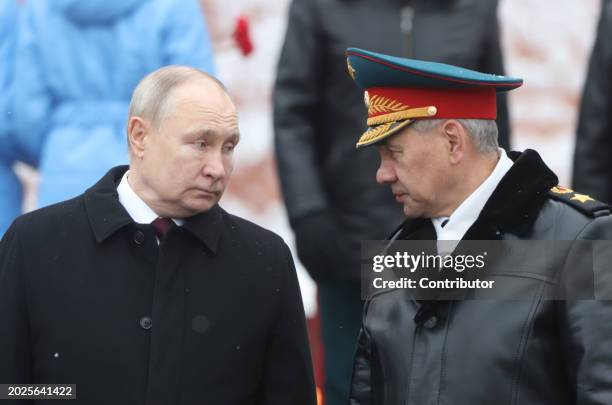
[126,168,177,219]
[437,150,500,217]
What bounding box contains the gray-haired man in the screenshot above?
[347,48,612,405]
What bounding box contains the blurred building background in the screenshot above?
[9,0,603,371]
[501,0,601,184]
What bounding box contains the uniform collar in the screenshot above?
[84,166,223,253]
[464,149,558,239]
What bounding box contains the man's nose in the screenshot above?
[203,150,227,180]
[376,161,396,184]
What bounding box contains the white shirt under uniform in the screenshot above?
[431,148,514,253]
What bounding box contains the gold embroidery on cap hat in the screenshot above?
[359,122,393,145]
[356,120,415,148]
[367,95,408,115]
[366,106,438,126]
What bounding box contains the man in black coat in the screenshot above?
[273,1,511,403]
[0,66,316,405]
[347,49,612,404]
[572,0,612,203]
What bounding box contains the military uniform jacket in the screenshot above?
[349,150,612,405]
[0,166,316,405]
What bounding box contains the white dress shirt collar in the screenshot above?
[117,171,183,226]
[432,148,514,245]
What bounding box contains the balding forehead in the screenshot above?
[163,79,237,122]
[127,65,228,129]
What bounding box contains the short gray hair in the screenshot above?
[128,65,225,129]
[410,119,499,153]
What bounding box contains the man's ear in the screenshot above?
[127,117,150,159]
[441,120,466,165]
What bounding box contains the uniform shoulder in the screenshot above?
[547,186,611,218]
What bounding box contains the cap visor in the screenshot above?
[356,119,414,148]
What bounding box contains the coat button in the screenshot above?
[423,316,437,329]
[134,231,145,245]
[139,316,152,330]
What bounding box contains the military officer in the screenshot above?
[346,48,612,405]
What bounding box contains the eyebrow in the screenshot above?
[184,128,240,142]
[226,132,240,143]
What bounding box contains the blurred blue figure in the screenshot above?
[11,0,215,209]
[0,0,22,236]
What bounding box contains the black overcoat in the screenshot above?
[0,166,316,405]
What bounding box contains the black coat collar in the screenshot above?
[84,165,223,253]
[397,149,558,240]
[465,149,558,239]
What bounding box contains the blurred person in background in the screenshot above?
[0,0,22,236]
[273,0,511,403]
[572,0,612,203]
[7,0,215,219]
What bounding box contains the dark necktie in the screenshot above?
[151,217,174,240]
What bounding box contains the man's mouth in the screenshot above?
[196,189,220,197]
[393,192,406,203]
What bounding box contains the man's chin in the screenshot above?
[187,200,218,213]
[402,204,423,219]
[178,195,219,216]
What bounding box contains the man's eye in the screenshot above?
[223,144,236,153]
[194,141,207,149]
